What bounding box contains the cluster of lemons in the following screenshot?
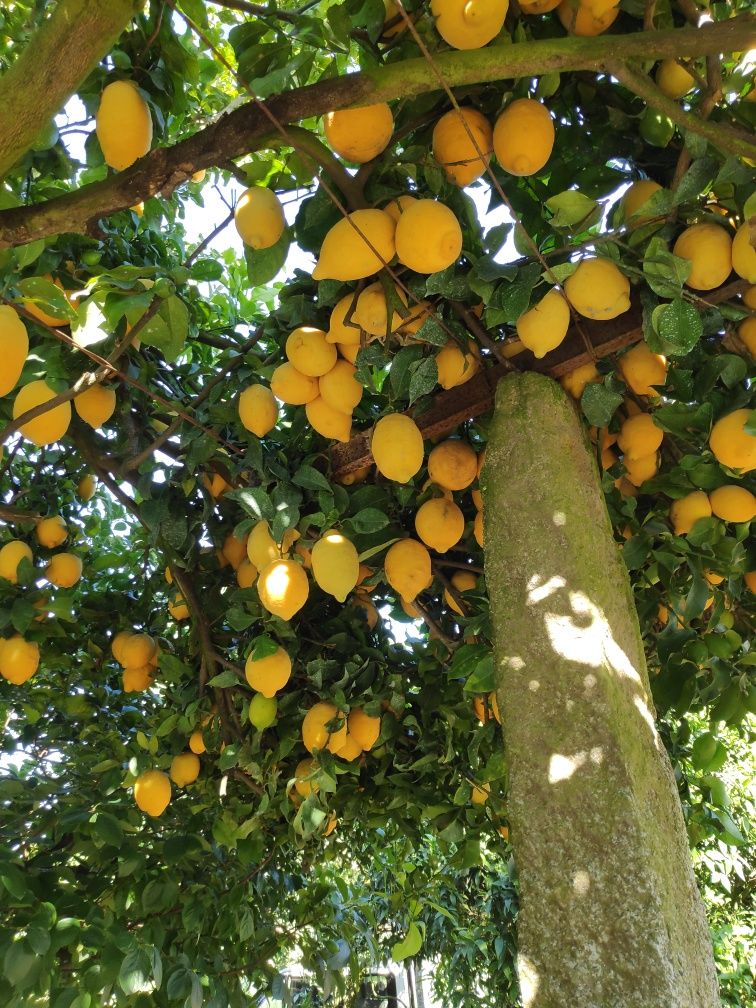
[110,630,161,693]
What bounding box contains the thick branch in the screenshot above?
[0,0,138,181]
[0,18,752,248]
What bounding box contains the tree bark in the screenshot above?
[0,16,753,249]
[481,372,719,1008]
[0,0,138,181]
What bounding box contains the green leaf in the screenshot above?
[643,237,690,298]
[545,190,599,229]
[671,157,717,206]
[581,382,623,427]
[464,654,495,693]
[118,947,154,995]
[227,487,274,520]
[245,229,290,286]
[207,670,239,688]
[293,465,332,493]
[408,356,438,404]
[15,239,46,269]
[92,811,124,846]
[391,922,423,962]
[139,295,189,361]
[656,299,703,356]
[16,276,77,323]
[348,508,390,534]
[3,942,36,985]
[414,314,448,347]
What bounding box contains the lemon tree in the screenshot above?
[0,1,754,1006]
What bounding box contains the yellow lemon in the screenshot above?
[471,782,490,804]
[428,439,478,490]
[355,282,408,336]
[673,223,733,291]
[743,286,756,310]
[319,360,363,413]
[432,107,493,187]
[18,275,71,327]
[311,529,360,602]
[557,0,619,35]
[338,342,359,364]
[293,757,320,798]
[302,701,347,753]
[473,691,501,723]
[493,98,555,177]
[473,509,484,546]
[709,409,756,472]
[731,222,756,284]
[0,635,39,685]
[238,384,278,437]
[323,103,394,163]
[236,559,258,588]
[258,559,309,620]
[305,396,352,442]
[13,380,72,446]
[247,521,279,570]
[234,187,285,249]
[516,287,570,359]
[0,305,28,397]
[312,209,396,281]
[74,384,116,428]
[46,552,82,588]
[444,569,477,615]
[618,344,668,396]
[271,362,320,405]
[338,733,363,761]
[371,413,424,483]
[121,633,157,669]
[621,180,663,226]
[384,538,432,602]
[111,630,133,665]
[353,594,379,628]
[624,452,659,487]
[399,299,434,336]
[745,570,756,592]
[78,474,97,501]
[655,59,696,100]
[219,531,246,571]
[286,326,337,377]
[35,516,67,550]
[395,199,463,274]
[123,666,154,692]
[326,293,362,345]
[519,0,560,11]
[168,595,189,620]
[670,491,712,535]
[384,195,417,223]
[435,340,480,389]
[431,0,508,49]
[415,498,465,553]
[189,730,206,754]
[739,316,756,355]
[0,540,32,583]
[617,413,663,460]
[170,752,200,787]
[96,80,153,171]
[347,708,381,750]
[133,769,171,817]
[564,258,630,320]
[245,646,292,697]
[709,485,756,523]
[560,362,600,399]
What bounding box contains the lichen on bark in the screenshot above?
[481,372,719,1008]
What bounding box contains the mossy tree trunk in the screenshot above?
[481,372,719,1008]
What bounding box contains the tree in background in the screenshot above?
[0,1,754,1006]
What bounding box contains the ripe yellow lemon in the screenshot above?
[74,384,116,428]
[238,384,278,437]
[493,99,554,177]
[444,569,477,615]
[347,708,381,750]
[432,107,493,187]
[311,529,360,602]
[473,692,501,723]
[326,293,362,345]
[353,594,379,628]
[673,223,733,291]
[234,187,285,249]
[355,282,408,336]
[395,199,462,274]
[624,453,659,487]
[302,701,347,754]
[0,540,32,583]
[618,344,667,396]
[709,409,756,472]
[655,59,696,100]
[431,0,508,49]
[111,630,132,665]
[78,474,97,501]
[319,360,363,413]
[189,730,206,754]
[133,769,171,817]
[621,180,664,227]
[473,509,484,547]
[435,340,480,389]
[46,552,82,588]
[617,413,663,460]
[222,531,248,570]
[745,571,756,592]
[293,757,320,798]
[731,222,756,283]
[564,258,630,320]
[286,326,337,377]
[0,635,39,685]
[247,521,279,570]
[245,646,292,697]
[323,103,394,163]
[557,0,619,35]
[560,362,600,399]
[96,80,153,171]
[371,413,424,483]
[258,559,309,620]
[236,559,258,589]
[471,782,490,805]
[202,472,230,500]
[743,286,756,310]
[338,733,363,761]
[384,195,417,223]
[305,396,352,442]
[739,316,756,355]
[516,287,570,359]
[0,306,28,397]
[123,666,153,692]
[312,209,396,281]
[121,633,157,669]
[428,439,478,490]
[271,362,320,405]
[13,380,72,446]
[338,342,359,364]
[19,276,71,327]
[398,299,433,336]
[36,515,67,549]
[709,485,756,523]
[415,498,465,553]
[670,491,712,535]
[170,752,200,787]
[168,595,189,620]
[384,539,432,602]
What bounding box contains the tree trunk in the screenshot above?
[481,372,719,1008]
[0,0,137,181]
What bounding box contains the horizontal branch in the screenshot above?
[0,17,753,249]
[330,279,746,477]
